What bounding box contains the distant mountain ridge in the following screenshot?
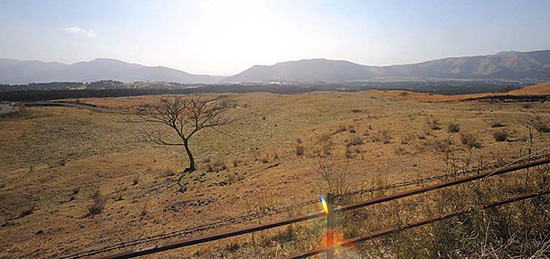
[0,58,223,85]
[222,50,550,83]
[2,50,550,85]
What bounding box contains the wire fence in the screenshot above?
[62,153,550,259]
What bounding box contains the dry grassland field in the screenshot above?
[1,84,550,258]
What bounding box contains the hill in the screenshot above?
[508,82,550,95]
[0,58,223,84]
[222,50,550,83]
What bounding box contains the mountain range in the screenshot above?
[0,58,223,85]
[1,50,550,85]
[222,50,550,83]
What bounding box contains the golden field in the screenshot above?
[1,83,550,258]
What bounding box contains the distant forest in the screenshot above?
[0,80,534,102]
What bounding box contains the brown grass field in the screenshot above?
[1,83,549,258]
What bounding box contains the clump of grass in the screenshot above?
[381,130,392,144]
[87,187,106,218]
[296,145,305,156]
[347,136,364,146]
[430,120,442,130]
[460,133,481,149]
[18,206,34,219]
[334,125,347,134]
[447,122,460,133]
[345,145,354,159]
[206,160,227,172]
[232,159,240,167]
[493,130,509,142]
[490,121,506,128]
[160,168,176,178]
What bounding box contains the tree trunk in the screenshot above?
[183,139,195,172]
[177,139,195,192]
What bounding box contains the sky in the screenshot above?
[1,0,550,76]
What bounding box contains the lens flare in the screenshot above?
[320,194,329,214]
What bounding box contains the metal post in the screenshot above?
[326,193,335,259]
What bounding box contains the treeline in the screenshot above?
[0,85,320,102]
[0,80,535,102]
[0,82,84,92]
[0,80,191,92]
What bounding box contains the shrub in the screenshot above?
[296,145,305,156]
[87,187,106,218]
[493,130,509,142]
[447,122,460,133]
[460,133,481,149]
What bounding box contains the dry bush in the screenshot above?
[493,130,509,142]
[380,166,550,258]
[447,122,460,133]
[528,115,550,133]
[87,187,106,218]
[315,160,354,197]
[317,133,334,156]
[460,132,482,149]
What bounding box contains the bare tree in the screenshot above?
[134,96,232,190]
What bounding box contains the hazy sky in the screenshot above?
[1,0,550,75]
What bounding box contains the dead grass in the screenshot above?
[0,90,549,258]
